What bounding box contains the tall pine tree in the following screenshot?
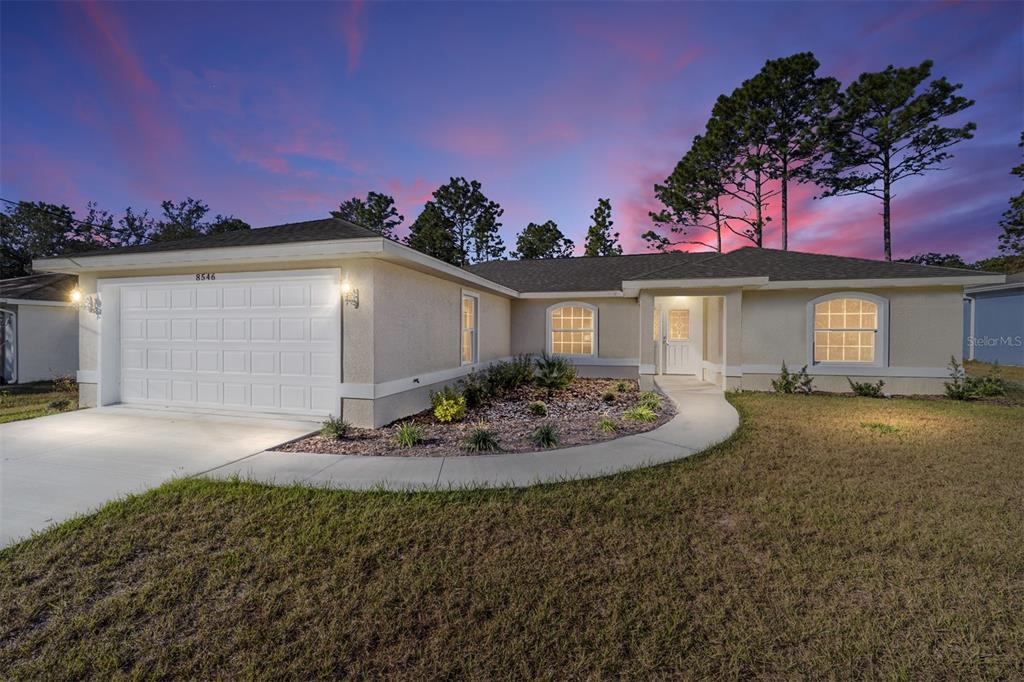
[512,220,574,259]
[583,198,622,256]
[331,191,403,239]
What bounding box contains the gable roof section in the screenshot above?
[70,217,380,258]
[464,252,718,292]
[0,273,78,302]
[634,247,996,282]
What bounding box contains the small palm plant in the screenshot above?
[463,423,501,452]
[531,422,559,449]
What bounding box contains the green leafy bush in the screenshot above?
[945,357,1007,400]
[597,415,617,434]
[615,380,631,393]
[534,352,577,394]
[320,416,350,440]
[531,422,559,448]
[393,422,424,448]
[848,378,886,398]
[458,355,535,408]
[601,390,616,404]
[48,398,71,411]
[528,400,548,416]
[432,391,467,423]
[458,371,488,409]
[463,423,501,452]
[624,405,658,423]
[639,391,662,410]
[771,361,814,394]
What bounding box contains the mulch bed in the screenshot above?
[276,378,675,457]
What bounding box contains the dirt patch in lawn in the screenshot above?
[276,378,675,457]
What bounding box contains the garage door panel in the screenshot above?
[120,272,339,417]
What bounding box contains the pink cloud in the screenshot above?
[425,122,510,157]
[338,0,367,75]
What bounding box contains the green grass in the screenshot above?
[1,393,1022,679]
[0,381,78,424]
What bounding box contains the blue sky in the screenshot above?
[1,1,1021,260]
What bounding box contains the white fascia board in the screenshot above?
[763,275,1006,289]
[32,237,385,274]
[964,281,1022,294]
[379,240,519,297]
[518,290,626,299]
[0,298,75,307]
[622,277,768,296]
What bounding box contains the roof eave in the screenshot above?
[762,275,1006,289]
[621,276,769,296]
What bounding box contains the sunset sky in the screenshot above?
[1,1,1020,261]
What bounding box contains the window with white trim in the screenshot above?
[549,303,596,356]
[461,293,478,365]
[812,296,879,363]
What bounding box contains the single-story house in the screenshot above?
[963,272,1024,366]
[32,218,1003,427]
[0,273,80,384]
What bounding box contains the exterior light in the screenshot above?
[70,288,101,315]
[341,280,359,308]
[70,288,83,304]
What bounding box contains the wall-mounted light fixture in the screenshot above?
[341,280,359,309]
[70,287,101,316]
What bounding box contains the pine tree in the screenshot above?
[583,198,622,256]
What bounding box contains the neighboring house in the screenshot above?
[33,218,1002,427]
[0,273,80,384]
[963,272,1024,366]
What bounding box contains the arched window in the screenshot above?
[809,293,887,365]
[547,303,597,356]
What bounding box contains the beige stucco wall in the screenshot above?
[510,297,639,360]
[6,303,79,383]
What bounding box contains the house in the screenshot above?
[0,273,80,384]
[32,218,1003,427]
[963,272,1024,366]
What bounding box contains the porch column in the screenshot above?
[722,289,743,390]
[638,291,656,389]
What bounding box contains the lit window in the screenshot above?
[461,293,478,364]
[668,309,690,341]
[549,304,595,356]
[813,297,878,363]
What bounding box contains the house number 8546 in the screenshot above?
[195,273,216,281]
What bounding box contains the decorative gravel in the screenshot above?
[276,378,675,457]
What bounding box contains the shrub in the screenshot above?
[463,423,501,452]
[848,378,886,398]
[320,416,350,440]
[433,393,467,423]
[969,362,1007,397]
[624,405,658,423]
[531,422,559,448]
[597,415,617,434]
[945,357,1007,400]
[48,398,71,411]
[527,400,548,416]
[534,352,577,394]
[771,361,814,394]
[393,422,424,448]
[53,374,77,394]
[615,380,632,393]
[488,354,535,394]
[638,391,662,410]
[458,371,488,409]
[601,390,616,404]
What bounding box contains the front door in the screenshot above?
[664,301,702,375]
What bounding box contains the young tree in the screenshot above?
[997,132,1024,256]
[207,216,251,234]
[420,177,505,265]
[815,60,976,261]
[512,220,575,259]
[896,252,971,268]
[748,53,840,250]
[331,191,404,239]
[405,202,460,265]
[583,198,622,256]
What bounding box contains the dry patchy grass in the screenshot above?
[0,381,77,424]
[1,393,1022,679]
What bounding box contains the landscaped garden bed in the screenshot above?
[277,355,675,457]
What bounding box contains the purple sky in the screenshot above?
[1,1,1020,261]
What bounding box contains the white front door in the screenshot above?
[664,300,702,375]
[118,270,340,417]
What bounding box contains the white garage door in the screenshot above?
[119,270,340,417]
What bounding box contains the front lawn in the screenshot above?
[1,393,1021,678]
[0,380,78,424]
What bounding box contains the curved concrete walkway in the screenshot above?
[205,376,739,490]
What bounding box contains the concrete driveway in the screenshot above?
[0,407,316,547]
